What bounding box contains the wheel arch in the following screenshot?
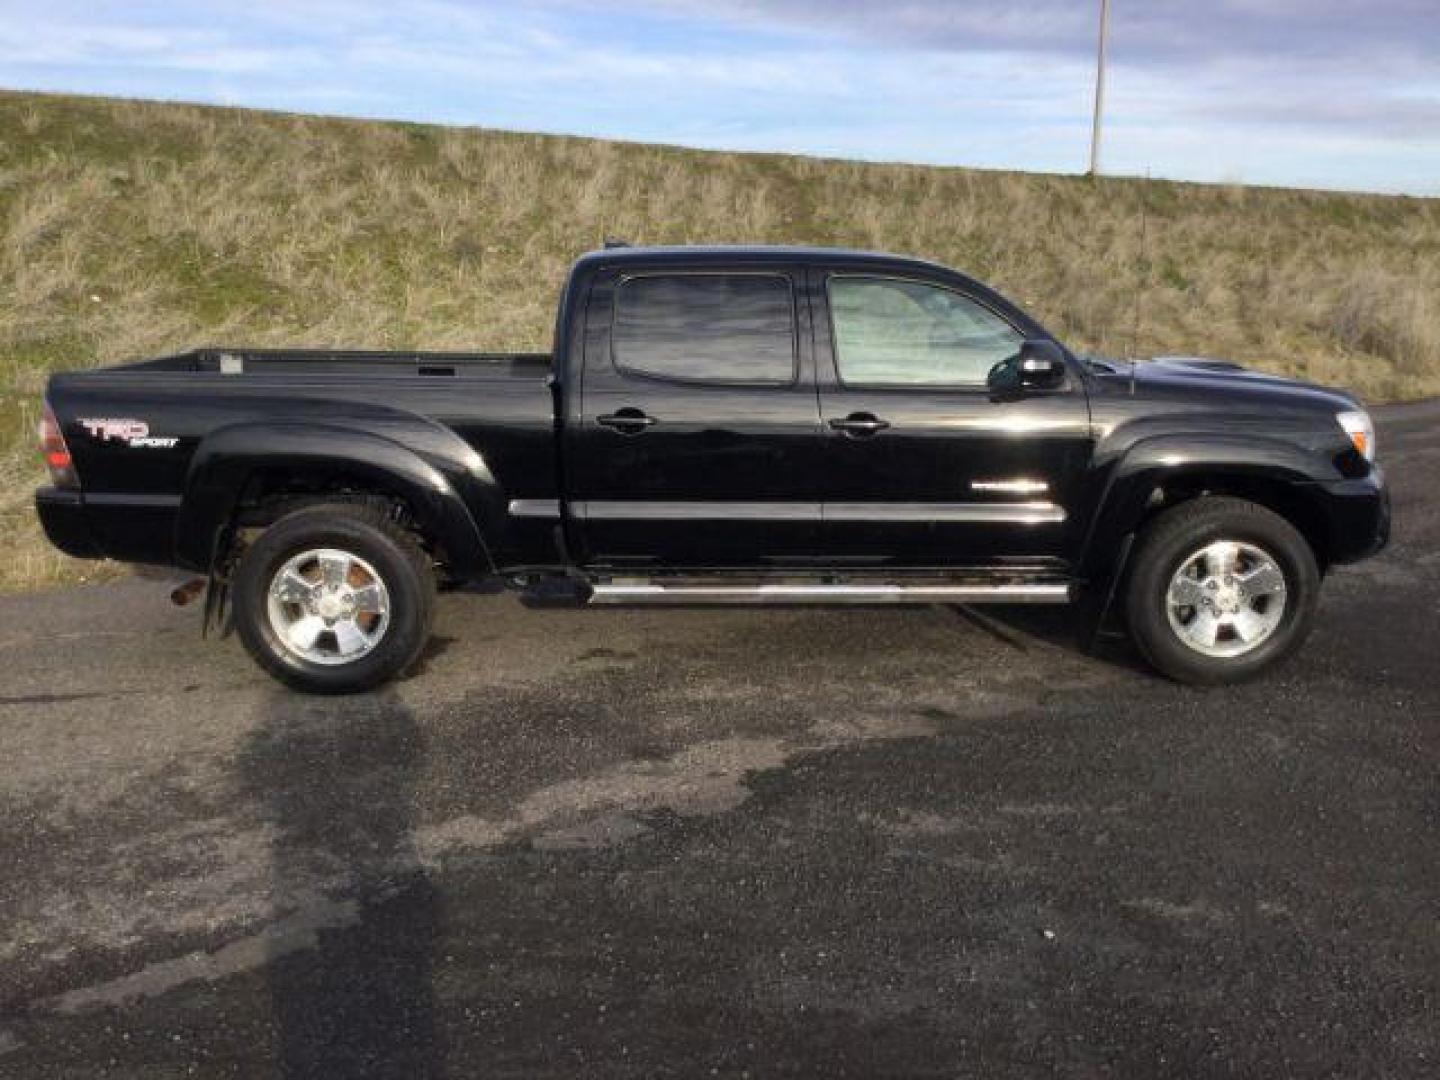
[1138,474,1331,567]
[176,422,494,578]
[1081,435,1339,582]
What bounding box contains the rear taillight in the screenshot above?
[39,403,78,489]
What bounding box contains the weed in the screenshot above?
[2,90,1436,589]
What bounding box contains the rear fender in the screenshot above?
[176,422,494,576]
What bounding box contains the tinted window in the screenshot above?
[828,277,1024,386]
[614,274,795,384]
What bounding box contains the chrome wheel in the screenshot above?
[265,548,391,666]
[1164,540,1287,658]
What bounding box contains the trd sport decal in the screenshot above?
[77,418,179,449]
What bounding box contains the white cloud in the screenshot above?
[0,0,1435,194]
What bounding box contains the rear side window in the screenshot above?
[613,274,796,385]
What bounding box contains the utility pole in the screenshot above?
[1088,0,1112,176]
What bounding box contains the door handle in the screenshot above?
[597,409,657,434]
[828,413,890,437]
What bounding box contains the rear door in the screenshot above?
[811,269,1093,566]
[568,264,825,565]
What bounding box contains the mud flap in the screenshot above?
[201,523,235,639]
[201,573,230,639]
[1083,531,1135,653]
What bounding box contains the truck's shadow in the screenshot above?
[949,602,1151,676]
[238,692,442,1078]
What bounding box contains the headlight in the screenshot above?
[1337,409,1375,461]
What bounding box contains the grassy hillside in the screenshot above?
[3,90,1438,590]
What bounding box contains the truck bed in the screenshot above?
[109,347,554,378]
[43,346,562,571]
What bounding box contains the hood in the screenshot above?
[1093,355,1360,413]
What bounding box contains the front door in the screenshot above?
[568,266,825,565]
[812,270,1093,567]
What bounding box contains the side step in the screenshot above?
[586,581,1072,606]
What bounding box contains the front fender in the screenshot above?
[176,422,493,576]
[1077,433,1336,577]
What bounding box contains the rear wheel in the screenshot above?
[233,503,435,693]
[1124,497,1319,685]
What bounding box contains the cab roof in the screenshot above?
[574,244,955,276]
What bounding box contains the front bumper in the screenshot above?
[1320,465,1390,564]
[35,487,103,560]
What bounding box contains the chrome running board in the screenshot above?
[587,581,1072,606]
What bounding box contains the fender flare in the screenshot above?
[175,422,493,577]
[1078,433,1333,578]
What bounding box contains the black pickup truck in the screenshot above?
[36,245,1389,692]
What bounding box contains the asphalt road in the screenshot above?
[1,402,1436,1078]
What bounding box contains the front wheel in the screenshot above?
[232,503,436,693]
[1124,497,1320,685]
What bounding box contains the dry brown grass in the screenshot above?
[3,90,1438,590]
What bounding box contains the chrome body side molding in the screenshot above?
[507,499,562,519]
[822,502,1064,525]
[970,479,1050,495]
[574,501,819,521]
[570,501,1066,525]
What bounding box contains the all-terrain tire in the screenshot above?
[1124,497,1320,685]
[232,503,435,694]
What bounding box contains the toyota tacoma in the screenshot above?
[36,245,1390,692]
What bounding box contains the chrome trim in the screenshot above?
[824,502,1065,524]
[575,501,820,521]
[507,499,562,519]
[970,479,1050,494]
[590,582,1072,605]
[573,501,1064,524]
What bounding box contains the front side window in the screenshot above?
[828,276,1024,386]
[613,273,795,385]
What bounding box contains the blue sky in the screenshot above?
[1,0,1437,195]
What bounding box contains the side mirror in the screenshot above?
[1016,340,1068,389]
[989,339,1068,397]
